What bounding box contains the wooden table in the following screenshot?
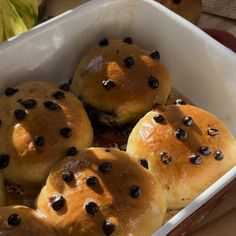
[188,188,236,236]
[197,13,236,36]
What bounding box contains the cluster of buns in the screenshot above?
[0,37,235,236]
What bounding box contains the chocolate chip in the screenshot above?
[86,176,98,186]
[160,152,172,164]
[60,127,72,138]
[85,202,99,215]
[153,114,165,123]
[5,87,18,96]
[53,91,65,100]
[66,146,78,156]
[0,154,9,169]
[102,80,116,90]
[183,116,193,127]
[51,195,65,211]
[207,128,220,137]
[123,37,133,44]
[103,220,115,235]
[59,83,69,91]
[43,101,61,111]
[148,76,159,89]
[19,99,37,109]
[174,128,187,140]
[62,171,74,183]
[98,162,112,173]
[124,56,135,68]
[199,146,211,156]
[140,160,149,169]
[190,154,202,165]
[175,99,186,105]
[7,214,21,226]
[105,149,110,152]
[99,38,109,46]
[129,185,141,198]
[34,136,45,147]
[173,0,181,3]
[14,109,26,120]
[149,50,160,60]
[215,150,224,161]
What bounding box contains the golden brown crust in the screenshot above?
[0,173,5,206]
[37,147,167,236]
[157,0,202,23]
[0,81,93,186]
[127,105,236,210]
[0,205,56,236]
[71,39,171,125]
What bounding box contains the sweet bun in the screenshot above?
[157,0,202,23]
[70,38,171,125]
[37,147,167,236]
[127,105,236,210]
[0,81,93,186]
[0,205,56,235]
[0,173,5,206]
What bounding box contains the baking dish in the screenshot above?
[0,0,235,235]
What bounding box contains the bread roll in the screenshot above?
[37,147,167,236]
[127,105,236,209]
[0,205,56,235]
[156,0,202,23]
[0,81,93,186]
[70,38,171,126]
[0,173,5,206]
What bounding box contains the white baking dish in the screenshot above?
[0,0,235,235]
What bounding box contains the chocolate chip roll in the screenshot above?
[36,147,167,236]
[0,81,93,186]
[70,38,171,126]
[156,0,202,23]
[127,105,236,210]
[0,173,5,206]
[0,205,56,235]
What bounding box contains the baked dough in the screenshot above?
[0,205,56,235]
[0,81,93,186]
[71,39,171,125]
[127,105,236,209]
[37,147,167,236]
